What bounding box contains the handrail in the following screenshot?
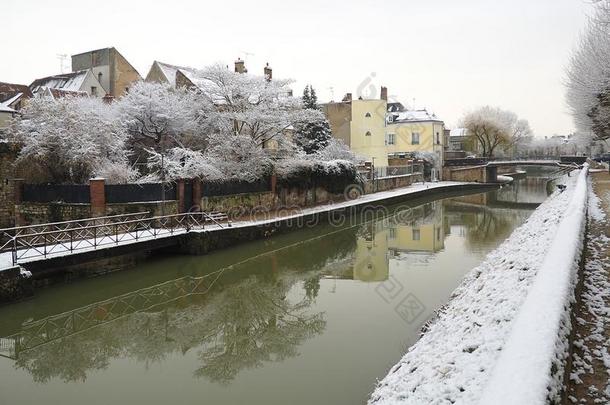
[0,210,230,265]
[0,211,151,233]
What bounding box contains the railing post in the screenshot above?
[12,237,17,265]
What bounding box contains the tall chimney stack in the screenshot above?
[264,62,272,81]
[380,86,388,101]
[342,92,352,102]
[235,58,247,74]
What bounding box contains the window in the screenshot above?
[387,133,395,145]
[365,112,372,118]
[412,228,421,241]
[411,132,420,145]
[389,228,396,239]
[90,86,97,96]
[365,131,372,136]
[436,228,441,241]
[97,72,103,83]
[436,132,440,145]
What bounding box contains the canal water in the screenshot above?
[0,174,555,405]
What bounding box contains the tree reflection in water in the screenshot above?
[6,180,546,386]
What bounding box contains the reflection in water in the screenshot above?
[0,176,552,405]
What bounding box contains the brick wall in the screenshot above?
[0,143,18,228]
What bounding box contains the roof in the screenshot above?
[30,70,90,94]
[387,102,405,113]
[44,88,88,99]
[0,96,18,113]
[0,82,33,103]
[450,128,468,137]
[152,61,198,86]
[389,109,443,123]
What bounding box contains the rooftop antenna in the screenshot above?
[241,50,255,60]
[57,54,69,73]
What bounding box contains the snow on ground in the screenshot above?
[369,168,588,405]
[566,176,610,403]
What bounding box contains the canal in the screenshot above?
[0,174,555,405]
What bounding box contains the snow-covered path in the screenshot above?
[565,171,610,404]
[369,168,589,405]
[0,181,481,272]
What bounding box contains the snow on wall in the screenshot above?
[368,167,589,405]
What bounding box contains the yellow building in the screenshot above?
[386,109,445,168]
[322,88,444,170]
[388,202,445,255]
[322,93,389,166]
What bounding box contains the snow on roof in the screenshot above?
[0,94,19,113]
[154,61,198,86]
[30,70,90,94]
[0,82,33,102]
[44,88,88,99]
[450,128,468,137]
[391,109,442,123]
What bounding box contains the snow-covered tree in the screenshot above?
[6,97,129,184]
[461,106,533,158]
[117,81,205,147]
[294,85,333,154]
[185,64,321,147]
[566,1,610,141]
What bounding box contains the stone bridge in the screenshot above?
[443,158,583,183]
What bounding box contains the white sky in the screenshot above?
[3,0,591,136]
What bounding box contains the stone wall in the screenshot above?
[364,173,423,194]
[443,165,488,183]
[0,143,18,228]
[201,192,276,217]
[16,200,178,225]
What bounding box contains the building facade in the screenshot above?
[322,87,445,170]
[29,70,102,98]
[71,47,141,97]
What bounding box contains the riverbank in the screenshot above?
[564,170,610,404]
[0,181,498,303]
[369,168,588,404]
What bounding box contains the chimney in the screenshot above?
[264,62,272,81]
[235,58,247,74]
[380,86,388,101]
[342,92,352,102]
[102,94,115,104]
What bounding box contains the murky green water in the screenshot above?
[0,176,552,405]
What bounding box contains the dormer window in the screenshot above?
[365,112,372,118]
[365,131,372,136]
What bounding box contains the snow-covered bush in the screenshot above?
[6,96,129,184]
[146,147,223,182]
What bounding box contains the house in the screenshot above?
[386,108,445,167]
[322,86,445,169]
[30,70,102,98]
[71,47,141,97]
[0,82,33,128]
[322,89,390,166]
[145,61,198,88]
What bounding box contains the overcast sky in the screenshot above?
[3,0,592,136]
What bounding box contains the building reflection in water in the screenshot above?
[0,177,547,388]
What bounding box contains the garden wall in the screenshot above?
[0,143,18,228]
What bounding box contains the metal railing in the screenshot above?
[0,211,230,266]
[374,164,424,179]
